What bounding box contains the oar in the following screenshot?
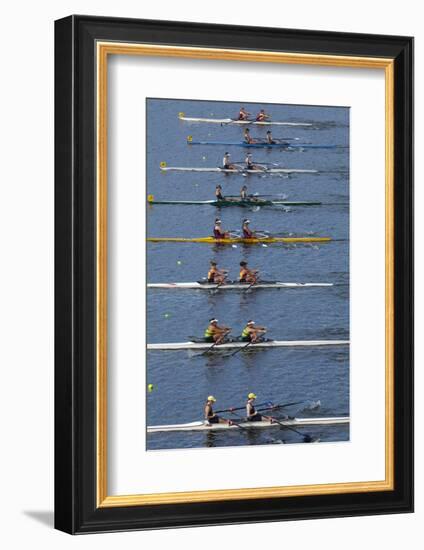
[249,161,280,167]
[227,412,290,445]
[216,399,306,415]
[211,278,227,294]
[228,405,310,440]
[257,400,306,413]
[201,330,231,355]
[215,401,273,415]
[243,277,260,293]
[221,340,252,358]
[201,341,221,355]
[226,412,250,431]
[267,416,314,442]
[251,194,284,198]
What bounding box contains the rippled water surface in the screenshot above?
[146,99,349,450]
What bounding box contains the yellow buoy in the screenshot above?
[160,161,167,168]
[147,194,154,202]
[187,135,193,142]
[148,384,154,393]
[178,112,185,118]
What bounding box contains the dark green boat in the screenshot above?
[147,195,321,207]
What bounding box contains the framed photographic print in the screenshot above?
[54,15,413,533]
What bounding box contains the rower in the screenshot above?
[204,318,231,344]
[242,218,254,238]
[240,185,248,199]
[238,107,250,120]
[244,153,261,171]
[207,261,228,284]
[222,152,234,170]
[256,109,270,122]
[243,128,254,144]
[204,396,232,426]
[266,130,276,144]
[245,153,254,170]
[246,393,272,423]
[215,185,224,201]
[241,320,267,343]
[239,261,259,283]
[213,218,230,239]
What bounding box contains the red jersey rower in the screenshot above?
[242,218,254,238]
[213,218,230,239]
[238,107,250,120]
[256,109,271,121]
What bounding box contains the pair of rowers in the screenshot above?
[215,185,251,200]
[205,393,273,426]
[238,107,270,121]
[207,260,259,285]
[213,218,256,239]
[204,319,267,345]
[222,152,263,171]
[243,128,276,144]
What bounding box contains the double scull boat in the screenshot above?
[148,281,333,290]
[147,236,331,244]
[160,162,317,175]
[147,339,349,351]
[187,137,337,149]
[147,195,321,207]
[148,416,349,433]
[178,113,313,127]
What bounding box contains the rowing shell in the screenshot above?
[148,281,333,290]
[148,416,350,433]
[147,198,322,207]
[187,139,336,149]
[147,236,331,244]
[147,339,349,350]
[160,165,317,174]
[179,115,313,127]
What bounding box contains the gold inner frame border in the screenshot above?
[96,42,394,507]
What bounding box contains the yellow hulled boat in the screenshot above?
[147,236,331,244]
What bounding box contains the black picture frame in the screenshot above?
[55,15,413,534]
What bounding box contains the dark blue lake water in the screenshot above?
[146,99,349,450]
